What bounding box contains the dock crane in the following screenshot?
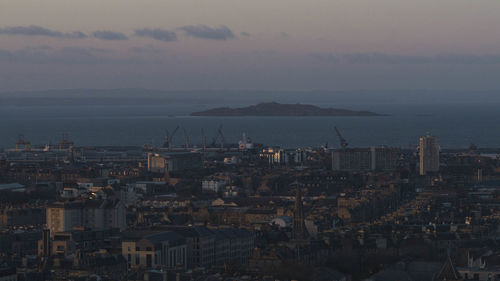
[15,134,31,151]
[208,125,225,150]
[58,133,73,150]
[333,126,348,149]
[182,127,190,148]
[163,125,180,149]
[201,128,207,150]
[210,135,217,148]
[217,125,225,150]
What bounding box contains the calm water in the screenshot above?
[1,102,499,149]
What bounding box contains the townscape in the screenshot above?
[2,0,500,280]
[1,130,499,281]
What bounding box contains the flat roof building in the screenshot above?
[332,146,400,171]
[419,133,440,175]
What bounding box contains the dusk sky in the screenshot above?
[1,0,500,91]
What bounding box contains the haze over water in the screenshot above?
[1,92,499,149]
[2,1,500,150]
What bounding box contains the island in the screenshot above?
[190,102,381,116]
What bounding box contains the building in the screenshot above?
[374,146,401,170]
[147,153,168,173]
[46,199,126,235]
[167,226,216,269]
[122,231,187,269]
[292,183,307,240]
[133,181,168,195]
[10,230,41,257]
[202,179,227,193]
[260,147,288,165]
[293,148,307,164]
[213,228,254,267]
[0,207,44,227]
[271,216,292,228]
[154,226,254,269]
[44,253,127,281]
[147,152,202,173]
[0,266,16,281]
[419,133,440,175]
[39,228,51,257]
[332,146,400,171]
[0,183,25,192]
[40,228,121,257]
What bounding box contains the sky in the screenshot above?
[1,0,500,92]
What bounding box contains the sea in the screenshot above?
[1,99,500,150]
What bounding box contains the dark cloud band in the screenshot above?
[92,30,128,40]
[0,25,240,42]
[0,25,86,39]
[178,25,234,40]
[134,28,177,42]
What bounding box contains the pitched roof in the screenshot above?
[435,254,461,281]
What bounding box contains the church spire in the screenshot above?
[292,179,306,240]
[436,252,461,281]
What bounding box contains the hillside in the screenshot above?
[190,102,381,116]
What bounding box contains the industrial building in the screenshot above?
[147,152,203,173]
[332,146,400,171]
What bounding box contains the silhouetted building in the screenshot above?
[46,199,126,235]
[0,266,16,281]
[292,183,307,240]
[39,228,51,257]
[147,152,202,173]
[122,231,187,269]
[419,133,440,175]
[332,146,399,171]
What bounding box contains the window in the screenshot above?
[136,247,140,251]
[146,247,152,251]
[146,254,152,267]
[136,255,140,265]
[127,254,131,263]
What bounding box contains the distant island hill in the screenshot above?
[190,102,382,116]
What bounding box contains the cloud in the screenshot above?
[311,52,500,64]
[178,25,234,40]
[240,32,251,37]
[92,30,128,40]
[134,28,176,42]
[0,25,86,39]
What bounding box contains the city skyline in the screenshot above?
[2,1,500,281]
